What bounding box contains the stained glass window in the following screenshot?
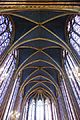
[61,80,76,120]
[28,99,35,120]
[0,15,13,55]
[3,77,20,120]
[64,51,80,108]
[67,15,80,56]
[0,50,17,105]
[22,93,58,120]
[52,102,58,120]
[45,98,52,120]
[22,100,28,120]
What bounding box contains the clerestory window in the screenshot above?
[67,15,80,56]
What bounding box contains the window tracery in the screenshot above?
[61,80,76,120]
[22,92,58,120]
[0,50,18,105]
[0,15,13,55]
[63,51,80,108]
[3,77,20,120]
[67,15,80,56]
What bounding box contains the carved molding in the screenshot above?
[0,2,80,12]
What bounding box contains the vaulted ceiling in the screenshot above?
[1,10,77,101]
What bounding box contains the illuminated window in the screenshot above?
[22,101,28,120]
[0,15,13,55]
[67,15,80,56]
[22,93,58,120]
[45,98,52,120]
[63,50,80,108]
[0,50,17,105]
[3,77,20,120]
[61,80,76,120]
[0,15,19,120]
[65,53,80,107]
[28,99,35,120]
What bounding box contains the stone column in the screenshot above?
[13,92,22,120]
[57,94,68,120]
[56,100,61,120]
[13,92,22,112]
